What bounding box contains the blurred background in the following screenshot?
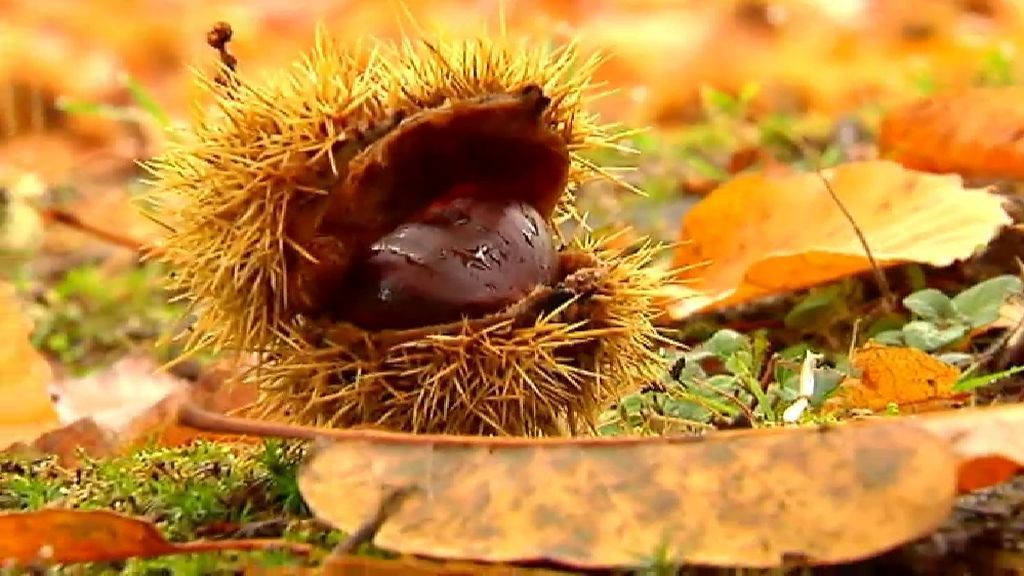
[5,0,1024,256]
[5,0,1024,147]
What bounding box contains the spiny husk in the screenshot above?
[243,237,671,436]
[141,27,634,360]
[141,31,386,357]
[373,30,637,216]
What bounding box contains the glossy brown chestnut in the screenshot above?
[334,196,559,330]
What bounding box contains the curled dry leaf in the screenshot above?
[0,509,310,566]
[299,421,957,569]
[879,87,1024,180]
[667,161,1011,319]
[829,342,969,414]
[0,280,59,450]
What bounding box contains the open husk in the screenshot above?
[142,25,672,436]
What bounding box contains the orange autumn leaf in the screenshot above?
[300,420,956,569]
[666,160,1010,319]
[0,280,59,450]
[0,509,310,566]
[879,87,1024,180]
[831,342,968,414]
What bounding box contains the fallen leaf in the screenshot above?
[299,420,956,569]
[319,554,575,576]
[49,355,188,434]
[667,161,1011,319]
[4,355,257,465]
[830,342,969,414]
[916,402,1024,493]
[0,509,310,566]
[0,280,59,450]
[879,87,1024,180]
[150,359,260,448]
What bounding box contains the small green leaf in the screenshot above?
[685,155,729,181]
[903,288,956,321]
[705,373,742,392]
[952,275,1023,328]
[866,312,908,338]
[122,73,172,128]
[903,265,928,293]
[784,285,845,329]
[700,85,739,116]
[703,329,749,359]
[55,98,115,117]
[660,395,713,422]
[817,144,843,168]
[953,365,1024,392]
[724,350,754,377]
[738,81,762,105]
[810,368,845,404]
[872,329,905,346]
[902,321,968,351]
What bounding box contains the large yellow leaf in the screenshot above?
[0,280,59,449]
[666,160,1011,319]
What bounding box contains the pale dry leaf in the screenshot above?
[49,355,188,434]
[667,160,1011,319]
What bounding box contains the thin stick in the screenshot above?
[40,207,160,256]
[816,170,894,312]
[331,485,418,556]
[176,401,333,441]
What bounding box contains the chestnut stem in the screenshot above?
[174,401,378,440]
[206,21,239,91]
[177,401,337,441]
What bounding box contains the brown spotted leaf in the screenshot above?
[299,421,957,569]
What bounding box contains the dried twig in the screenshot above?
[40,207,160,256]
[331,486,419,556]
[176,401,330,441]
[816,169,895,312]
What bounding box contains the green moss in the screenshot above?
[19,262,189,376]
[0,439,340,573]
